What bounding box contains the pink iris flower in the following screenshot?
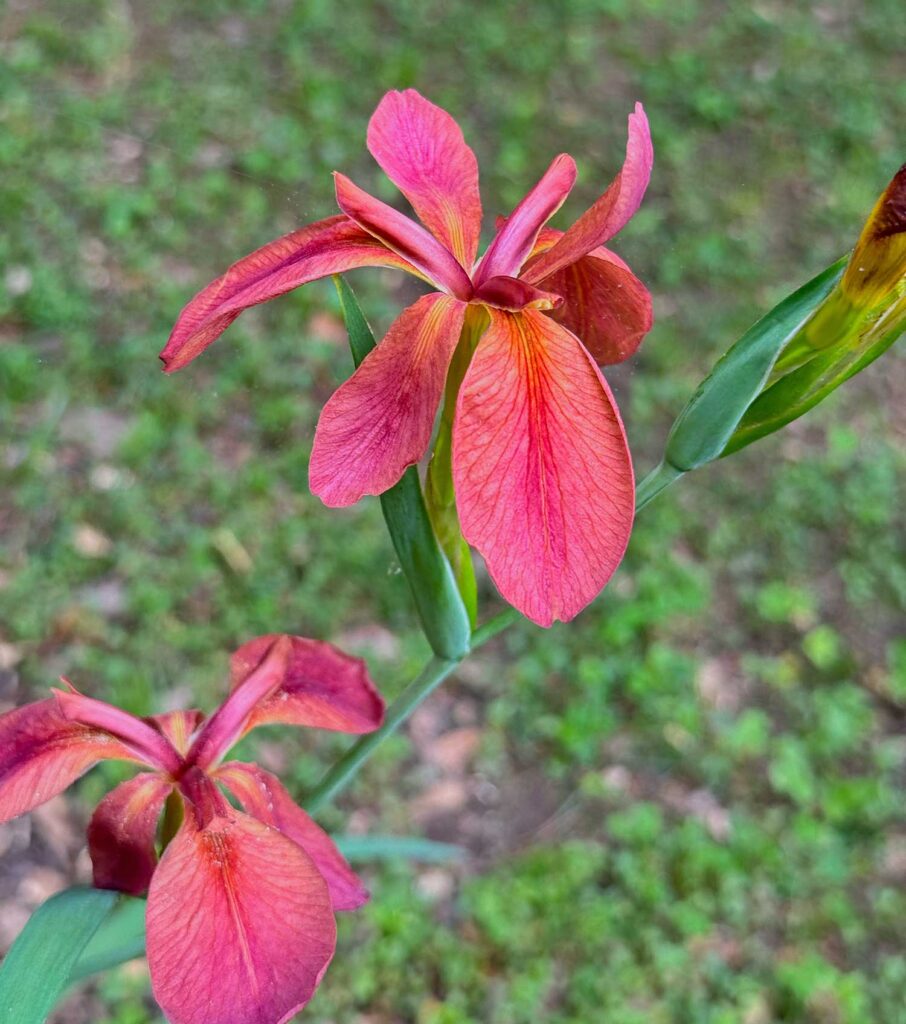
[0,634,384,1024]
[161,90,654,626]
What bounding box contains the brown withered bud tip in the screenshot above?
[871,164,906,240]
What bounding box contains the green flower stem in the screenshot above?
[635,460,684,511]
[304,477,673,813]
[304,655,460,813]
[470,606,521,646]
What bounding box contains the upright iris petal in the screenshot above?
[162,90,654,626]
[229,632,385,733]
[474,153,577,284]
[367,89,483,267]
[522,103,654,283]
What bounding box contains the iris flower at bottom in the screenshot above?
[161,89,654,626]
[0,634,385,1024]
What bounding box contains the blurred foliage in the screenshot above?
[0,0,904,1022]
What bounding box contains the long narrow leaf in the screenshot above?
[335,835,466,863]
[0,886,117,1024]
[69,896,147,983]
[333,276,472,660]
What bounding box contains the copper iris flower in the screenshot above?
[0,634,384,1024]
[161,90,654,626]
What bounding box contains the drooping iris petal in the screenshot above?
[543,252,652,364]
[453,308,635,626]
[0,699,138,823]
[526,229,652,364]
[160,215,424,373]
[523,103,653,283]
[88,773,172,895]
[146,811,336,1024]
[310,293,467,506]
[474,154,577,285]
[334,174,473,299]
[367,89,483,268]
[230,633,384,735]
[188,636,292,770]
[218,762,368,911]
[149,710,204,756]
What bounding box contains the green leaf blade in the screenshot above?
[0,886,117,1024]
[335,835,466,863]
[663,257,846,472]
[69,895,147,983]
[333,276,472,660]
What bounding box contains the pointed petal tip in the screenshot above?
[475,152,577,283]
[158,351,179,374]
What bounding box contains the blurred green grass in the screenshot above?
[0,1,904,1022]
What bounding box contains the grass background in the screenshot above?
[1,1,904,1021]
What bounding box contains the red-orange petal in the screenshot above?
[218,762,368,911]
[229,633,384,735]
[522,227,652,363]
[88,772,172,895]
[188,636,292,770]
[453,308,635,626]
[146,811,336,1024]
[541,251,652,364]
[159,214,425,373]
[524,103,652,283]
[334,173,473,298]
[309,293,467,506]
[0,698,139,823]
[475,154,577,285]
[367,89,483,268]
